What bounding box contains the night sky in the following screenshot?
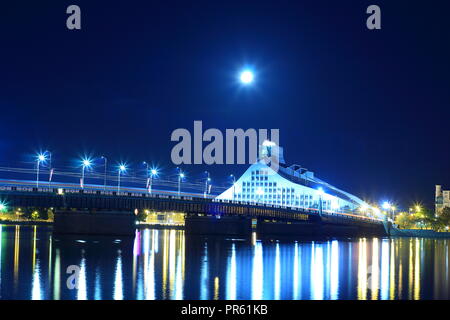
[1,1,449,209]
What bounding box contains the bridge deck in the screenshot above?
[0,181,382,226]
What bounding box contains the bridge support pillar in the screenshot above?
[53,210,136,236]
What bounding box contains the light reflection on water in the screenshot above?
[0,225,450,300]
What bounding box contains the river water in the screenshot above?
[0,224,449,300]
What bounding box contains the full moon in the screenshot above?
[239,70,254,84]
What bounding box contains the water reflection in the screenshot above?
[1,225,450,299]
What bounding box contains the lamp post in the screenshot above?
[36,152,49,188]
[177,168,184,197]
[149,168,158,195]
[81,159,92,189]
[117,164,126,192]
[101,156,107,190]
[382,201,391,216]
[391,206,397,221]
[143,161,149,190]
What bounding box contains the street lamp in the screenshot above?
[36,152,50,188]
[147,167,158,194]
[177,168,184,197]
[117,164,127,192]
[80,158,92,189]
[391,205,397,220]
[382,201,393,220]
[143,161,149,190]
[101,156,107,190]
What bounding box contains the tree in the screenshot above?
[31,210,39,220]
[395,213,417,229]
[136,210,148,223]
[438,207,450,230]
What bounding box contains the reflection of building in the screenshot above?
[435,185,450,215]
[216,142,367,214]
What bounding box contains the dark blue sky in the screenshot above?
[1,1,449,208]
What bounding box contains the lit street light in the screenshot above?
[391,205,397,220]
[143,161,150,190]
[382,201,391,210]
[36,151,50,188]
[149,168,158,195]
[177,168,184,197]
[117,164,127,192]
[80,158,92,189]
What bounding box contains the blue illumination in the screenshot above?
[239,70,254,84]
[81,158,92,168]
[382,201,391,210]
[37,154,46,162]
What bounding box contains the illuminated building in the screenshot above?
[216,142,368,214]
[435,185,450,215]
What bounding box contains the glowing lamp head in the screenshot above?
[119,165,127,172]
[0,203,6,212]
[82,159,92,168]
[382,202,391,210]
[37,154,46,162]
[239,70,254,84]
[151,169,158,176]
[179,173,185,178]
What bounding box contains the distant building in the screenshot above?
[216,142,367,214]
[435,185,450,215]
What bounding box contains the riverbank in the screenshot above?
[0,220,53,226]
[387,223,450,238]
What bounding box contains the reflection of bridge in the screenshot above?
[0,179,386,237]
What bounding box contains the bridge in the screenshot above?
[0,178,386,237]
